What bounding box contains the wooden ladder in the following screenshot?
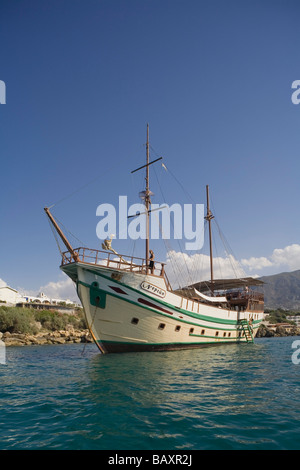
[239,319,254,343]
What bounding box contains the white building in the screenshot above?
[286,315,300,326]
[20,291,78,306]
[0,286,22,306]
[0,285,79,307]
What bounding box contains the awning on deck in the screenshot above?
[181,277,264,293]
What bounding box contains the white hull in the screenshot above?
[62,262,264,354]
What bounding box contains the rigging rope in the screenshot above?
[151,165,198,289]
[47,218,63,255]
[51,213,86,248]
[46,160,126,209]
[213,218,246,280]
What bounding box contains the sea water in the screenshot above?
[0,337,300,450]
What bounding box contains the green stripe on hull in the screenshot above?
[76,279,258,353]
[77,271,262,327]
[97,339,251,354]
[78,279,240,331]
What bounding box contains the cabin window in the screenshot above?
[175,325,181,332]
[228,332,231,337]
[131,317,139,325]
[201,329,205,335]
[215,331,219,337]
[158,323,165,330]
[223,332,226,337]
[189,328,194,334]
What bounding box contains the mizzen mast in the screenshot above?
[205,185,214,294]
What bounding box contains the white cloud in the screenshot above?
[241,243,300,273]
[165,250,245,288]
[240,256,273,271]
[38,275,79,302]
[165,243,300,288]
[270,244,300,271]
[17,274,79,302]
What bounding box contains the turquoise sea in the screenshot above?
[0,337,300,451]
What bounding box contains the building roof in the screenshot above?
[0,286,18,293]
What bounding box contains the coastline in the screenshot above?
[1,324,300,347]
[0,328,93,347]
[256,323,300,338]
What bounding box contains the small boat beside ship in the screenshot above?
[45,126,264,353]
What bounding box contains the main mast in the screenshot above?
[131,125,162,273]
[205,185,214,294]
[145,124,150,271]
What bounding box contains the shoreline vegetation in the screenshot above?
[0,306,300,347]
[0,306,92,347]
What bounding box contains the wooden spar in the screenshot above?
[145,124,150,272]
[130,125,163,273]
[205,185,214,294]
[131,156,162,174]
[44,207,80,262]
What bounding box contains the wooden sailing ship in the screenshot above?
[45,126,264,353]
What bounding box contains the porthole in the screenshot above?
[158,323,165,330]
[131,317,139,325]
[189,328,194,334]
[175,325,181,332]
[201,329,205,335]
[223,332,226,337]
[215,331,219,337]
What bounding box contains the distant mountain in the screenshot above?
[259,270,300,311]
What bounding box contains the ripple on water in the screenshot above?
[1,339,300,449]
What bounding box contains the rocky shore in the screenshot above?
[0,328,93,347]
[1,324,300,347]
[256,324,300,338]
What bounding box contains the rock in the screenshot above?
[275,326,288,336]
[51,337,66,344]
[256,325,275,337]
[1,328,92,347]
[31,336,50,345]
[4,338,27,346]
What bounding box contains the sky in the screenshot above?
[1,0,300,300]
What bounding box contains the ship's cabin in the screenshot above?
[176,277,264,312]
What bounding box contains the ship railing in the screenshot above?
[61,247,170,282]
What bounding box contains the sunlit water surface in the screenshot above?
[1,337,300,449]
